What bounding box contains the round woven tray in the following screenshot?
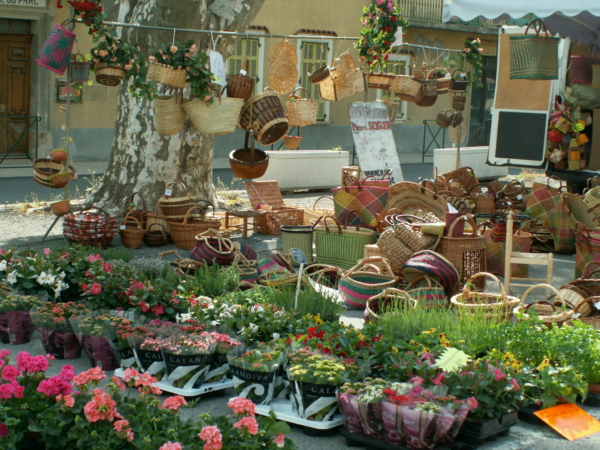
[269,58,298,94]
[269,41,297,65]
[95,63,126,87]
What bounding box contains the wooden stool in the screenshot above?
[225,210,264,238]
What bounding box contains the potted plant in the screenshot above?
[69,313,120,371]
[147,40,198,89]
[0,251,69,299]
[205,331,242,383]
[227,344,284,405]
[0,294,42,344]
[91,35,137,86]
[160,331,217,389]
[125,322,168,381]
[287,353,347,421]
[30,302,87,359]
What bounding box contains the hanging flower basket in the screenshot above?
[95,63,127,87]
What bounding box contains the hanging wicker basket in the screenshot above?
[184,89,244,135]
[434,67,451,95]
[227,59,255,101]
[70,53,91,83]
[368,72,395,90]
[94,62,126,87]
[308,61,330,84]
[238,87,289,145]
[229,130,269,179]
[154,94,188,136]
[283,135,302,149]
[450,69,468,93]
[286,87,319,127]
[451,272,519,321]
[420,66,438,97]
[451,94,467,111]
[147,61,187,88]
[36,21,76,75]
[32,158,67,188]
[50,200,70,217]
[391,65,421,101]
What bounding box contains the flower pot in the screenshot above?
[289,380,339,421]
[336,392,363,434]
[95,63,126,87]
[161,350,214,389]
[51,200,70,216]
[36,328,82,359]
[457,411,518,445]
[49,149,67,162]
[205,352,230,383]
[4,311,36,344]
[229,365,278,405]
[81,335,120,371]
[0,313,9,344]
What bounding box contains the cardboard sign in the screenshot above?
[348,102,404,184]
[534,403,600,441]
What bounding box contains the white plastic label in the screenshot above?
[240,69,247,76]
[165,189,172,196]
[516,194,523,200]
[573,312,581,319]
[120,225,126,230]
[394,27,403,46]
[595,300,600,310]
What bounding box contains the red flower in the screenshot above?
[0,422,8,437]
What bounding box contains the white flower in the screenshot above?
[0,260,7,271]
[46,274,56,285]
[7,271,17,285]
[272,333,280,340]
[249,323,258,333]
[36,272,47,285]
[238,327,246,335]
[254,305,265,313]
[178,313,192,322]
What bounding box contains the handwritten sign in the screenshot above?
[348,102,404,184]
[534,403,600,441]
[435,348,470,372]
[0,0,47,7]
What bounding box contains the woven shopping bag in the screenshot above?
[544,193,598,253]
[509,19,560,80]
[314,216,375,270]
[483,228,532,278]
[572,224,600,278]
[524,176,566,221]
[332,177,388,228]
[338,257,398,309]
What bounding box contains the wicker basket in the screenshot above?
[390,65,420,101]
[158,181,198,220]
[415,90,437,107]
[146,199,171,233]
[308,61,330,84]
[368,72,395,90]
[94,63,126,87]
[365,288,415,322]
[50,200,70,217]
[154,95,187,136]
[406,274,448,308]
[469,183,496,215]
[227,59,255,101]
[70,53,91,83]
[170,206,221,250]
[304,196,335,225]
[269,58,298,94]
[229,130,269,179]
[509,19,559,80]
[570,296,600,329]
[238,87,289,145]
[157,249,205,277]
[143,223,169,247]
[339,256,399,309]
[514,284,573,328]
[419,66,438,97]
[123,191,148,229]
[434,68,451,95]
[286,87,319,127]
[450,272,519,321]
[450,69,468,93]
[147,61,187,88]
[32,158,67,188]
[275,218,317,262]
[438,215,487,288]
[283,135,302,149]
[451,94,466,111]
[119,212,145,249]
[184,90,244,135]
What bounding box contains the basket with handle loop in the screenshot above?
[514,284,573,329]
[339,256,398,309]
[450,69,468,93]
[469,183,496,215]
[365,288,415,322]
[238,86,289,145]
[509,19,559,80]
[270,215,322,263]
[36,21,76,75]
[119,212,145,249]
[286,87,319,127]
[308,61,331,84]
[147,60,187,89]
[419,66,438,97]
[70,53,91,82]
[123,191,149,229]
[569,296,600,330]
[184,87,244,135]
[158,181,197,220]
[143,223,170,247]
[450,272,519,321]
[191,228,236,266]
[169,206,221,250]
[227,59,255,101]
[155,91,189,136]
[391,65,421,101]
[406,274,448,308]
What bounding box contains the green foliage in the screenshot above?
[184,264,240,298]
[261,285,344,322]
[445,38,484,91]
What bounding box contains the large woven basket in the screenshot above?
[229,130,269,179]
[154,95,188,136]
[570,45,600,85]
[434,68,451,95]
[509,19,559,80]
[170,206,221,250]
[32,158,67,188]
[419,67,438,97]
[308,61,330,84]
[286,87,319,127]
[119,212,145,249]
[147,61,187,88]
[438,215,486,288]
[184,91,244,135]
[391,65,421,101]
[365,288,415,322]
[314,216,375,270]
[158,181,197,220]
[94,63,126,87]
[238,87,289,145]
[227,59,255,101]
[450,69,468,93]
[469,183,496,215]
[514,284,573,329]
[339,256,398,309]
[368,72,395,90]
[450,272,519,321]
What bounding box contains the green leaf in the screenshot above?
[435,347,470,372]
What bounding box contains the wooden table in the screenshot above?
[224,210,265,238]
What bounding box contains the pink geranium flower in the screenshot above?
[234,416,259,435]
[228,397,256,416]
[90,283,102,295]
[274,433,285,448]
[161,395,187,410]
[198,425,223,450]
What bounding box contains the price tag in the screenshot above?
[165,189,172,196]
[240,69,247,76]
[516,194,523,200]
[594,300,600,310]
[573,312,581,319]
[120,225,126,230]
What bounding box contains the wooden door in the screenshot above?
[0,33,33,156]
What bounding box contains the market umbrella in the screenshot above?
[544,12,600,47]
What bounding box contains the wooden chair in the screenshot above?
[504,211,553,295]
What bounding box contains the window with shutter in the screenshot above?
[299,41,330,121]
[376,56,409,121]
[227,37,260,80]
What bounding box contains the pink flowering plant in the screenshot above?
[80,258,136,310]
[30,302,88,332]
[160,332,217,389]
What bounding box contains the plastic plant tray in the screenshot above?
[238,397,344,430]
[114,368,233,396]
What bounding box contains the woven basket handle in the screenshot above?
[587,202,600,215]
[157,250,183,261]
[574,296,600,315]
[78,205,110,217]
[502,179,524,195]
[308,61,327,75]
[469,183,495,196]
[196,231,234,255]
[525,18,550,43]
[520,284,563,307]
[391,214,429,225]
[407,274,438,289]
[71,53,86,62]
[146,222,167,236]
[580,261,600,279]
[420,185,440,201]
[462,272,507,301]
[452,68,466,79]
[524,300,559,313]
[379,169,393,181]
[268,215,282,229]
[121,211,142,229]
[419,178,439,195]
[130,191,147,211]
[321,215,343,235]
[343,175,363,192]
[182,206,205,224]
[291,87,312,100]
[347,256,394,277]
[546,175,565,191]
[165,181,189,197]
[343,210,363,231]
[312,196,334,210]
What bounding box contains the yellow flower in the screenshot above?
[437,333,447,339]
[391,347,399,353]
[423,347,430,353]
[537,358,551,372]
[422,328,437,335]
[409,340,419,346]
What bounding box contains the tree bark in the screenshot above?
[83,0,265,215]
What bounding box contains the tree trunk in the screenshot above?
[83,0,265,215]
